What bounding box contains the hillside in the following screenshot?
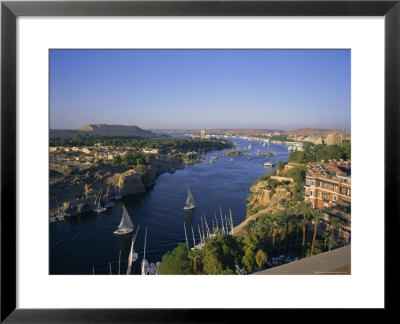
[50,124,155,139]
[283,128,351,137]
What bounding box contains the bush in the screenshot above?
[157,243,192,274]
[277,161,286,171]
[202,234,243,274]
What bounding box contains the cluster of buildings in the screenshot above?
[49,145,160,166]
[288,132,348,146]
[304,159,351,233]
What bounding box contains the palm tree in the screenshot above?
[329,216,341,241]
[310,209,323,256]
[296,201,312,257]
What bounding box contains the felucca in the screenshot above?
[93,189,107,213]
[104,184,115,208]
[183,188,195,210]
[112,177,122,200]
[126,226,140,274]
[113,204,134,235]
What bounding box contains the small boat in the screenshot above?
[229,157,234,162]
[113,204,134,234]
[149,263,159,275]
[183,188,195,210]
[247,157,251,160]
[211,156,218,160]
[93,189,107,213]
[264,162,275,167]
[104,184,115,208]
[112,177,122,200]
[55,200,65,221]
[49,217,57,223]
[168,168,175,174]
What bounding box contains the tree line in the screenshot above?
[50,135,233,151]
[289,142,351,164]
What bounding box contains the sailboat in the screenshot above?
[229,157,234,162]
[183,188,195,210]
[126,226,140,274]
[55,200,65,221]
[113,204,134,234]
[104,184,115,208]
[112,177,122,200]
[93,189,107,213]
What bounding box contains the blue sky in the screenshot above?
[49,49,350,130]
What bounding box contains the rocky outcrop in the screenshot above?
[249,189,271,207]
[234,184,292,235]
[106,169,146,196]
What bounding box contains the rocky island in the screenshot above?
[223,150,249,156]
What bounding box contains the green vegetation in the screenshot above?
[269,135,295,142]
[277,161,286,171]
[50,135,233,151]
[256,169,277,183]
[202,234,243,274]
[224,150,248,156]
[111,152,148,166]
[246,205,266,218]
[289,142,351,164]
[158,194,346,275]
[157,243,192,274]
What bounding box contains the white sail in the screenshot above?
[186,188,195,206]
[118,205,134,230]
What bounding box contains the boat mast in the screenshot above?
[198,225,202,245]
[97,188,102,209]
[143,227,147,260]
[219,207,225,233]
[204,214,210,237]
[230,209,234,235]
[201,216,205,242]
[127,226,140,275]
[184,222,189,247]
[118,250,121,275]
[191,225,196,246]
[214,211,219,231]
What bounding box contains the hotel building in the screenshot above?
[326,133,343,146]
[304,159,351,209]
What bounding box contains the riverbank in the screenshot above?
[49,157,183,217]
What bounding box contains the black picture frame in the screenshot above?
[1,0,398,321]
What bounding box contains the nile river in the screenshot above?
[49,137,289,274]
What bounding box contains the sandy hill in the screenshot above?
[283,128,351,137]
[50,124,155,139]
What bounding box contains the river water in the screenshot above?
[49,137,289,274]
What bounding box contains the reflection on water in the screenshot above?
[50,138,289,274]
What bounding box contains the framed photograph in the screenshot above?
[1,0,398,321]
